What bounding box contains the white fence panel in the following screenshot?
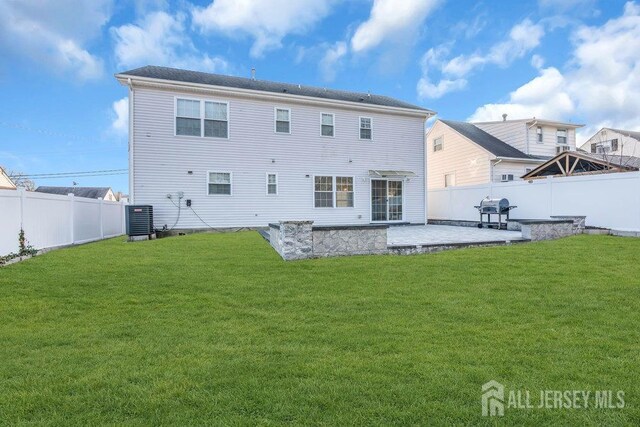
[0,189,126,256]
[428,172,640,232]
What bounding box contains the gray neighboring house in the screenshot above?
[35,186,117,201]
[115,65,435,229]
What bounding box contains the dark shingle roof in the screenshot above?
[35,186,112,199]
[440,120,532,159]
[117,65,434,113]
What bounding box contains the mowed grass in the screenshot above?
[0,232,639,425]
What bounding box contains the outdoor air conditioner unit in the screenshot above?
[126,205,154,236]
[501,174,514,182]
[556,145,571,154]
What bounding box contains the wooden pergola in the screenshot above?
[521,151,639,180]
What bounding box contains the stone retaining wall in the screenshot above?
[269,221,388,260]
[519,219,574,241]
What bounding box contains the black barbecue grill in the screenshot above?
[474,197,517,229]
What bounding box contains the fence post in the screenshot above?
[69,193,75,244]
[18,188,25,230]
[99,198,104,239]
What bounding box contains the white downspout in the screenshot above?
[127,78,134,204]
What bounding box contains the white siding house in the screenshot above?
[0,167,16,190]
[580,127,640,158]
[116,66,434,229]
[427,120,547,189]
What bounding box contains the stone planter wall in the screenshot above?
[519,219,574,241]
[269,221,388,260]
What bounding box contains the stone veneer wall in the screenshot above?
[550,216,586,234]
[269,221,388,260]
[312,225,387,257]
[520,220,574,241]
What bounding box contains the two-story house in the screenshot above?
[116,66,434,229]
[426,117,583,189]
[580,127,640,157]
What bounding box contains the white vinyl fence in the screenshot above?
[0,189,126,256]
[428,171,640,232]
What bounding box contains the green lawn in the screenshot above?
[0,232,639,425]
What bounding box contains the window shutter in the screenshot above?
[591,143,597,153]
[611,139,619,151]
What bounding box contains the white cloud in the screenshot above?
[351,0,441,53]
[112,97,129,134]
[192,0,336,57]
[319,41,348,82]
[112,11,228,72]
[0,0,110,80]
[469,2,640,144]
[417,19,545,99]
[530,54,545,69]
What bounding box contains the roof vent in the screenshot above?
[251,68,256,80]
[502,113,508,122]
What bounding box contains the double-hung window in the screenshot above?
[360,117,372,140]
[176,99,201,136]
[204,101,228,138]
[433,136,444,152]
[557,129,567,145]
[208,172,232,195]
[537,126,543,143]
[275,108,291,133]
[176,98,228,138]
[266,173,278,195]
[314,176,354,208]
[321,113,334,137]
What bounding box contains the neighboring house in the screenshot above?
[474,117,583,158]
[522,151,640,179]
[0,167,17,190]
[427,120,547,189]
[579,127,640,157]
[115,66,434,228]
[35,186,117,201]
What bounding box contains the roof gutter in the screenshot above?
[115,74,436,118]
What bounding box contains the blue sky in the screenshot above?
[1,0,638,193]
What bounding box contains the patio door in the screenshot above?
[371,179,403,222]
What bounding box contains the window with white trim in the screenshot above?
[204,101,228,138]
[275,108,291,133]
[314,176,354,208]
[267,173,278,195]
[208,172,231,195]
[321,113,334,137]
[360,117,372,140]
[176,99,201,136]
[557,129,567,145]
[444,173,455,187]
[536,126,543,143]
[335,177,354,207]
[433,136,444,152]
[176,98,228,138]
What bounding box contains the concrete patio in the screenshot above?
[387,224,526,247]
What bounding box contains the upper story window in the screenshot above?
[205,101,228,138]
[321,113,334,137]
[360,117,372,140]
[266,173,278,195]
[208,172,232,195]
[176,99,201,136]
[536,126,543,143]
[433,136,444,152]
[176,98,228,138]
[556,129,568,145]
[275,108,291,133]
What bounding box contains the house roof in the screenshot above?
[117,65,434,114]
[472,117,584,128]
[0,167,16,189]
[440,120,533,159]
[604,128,640,142]
[35,186,112,199]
